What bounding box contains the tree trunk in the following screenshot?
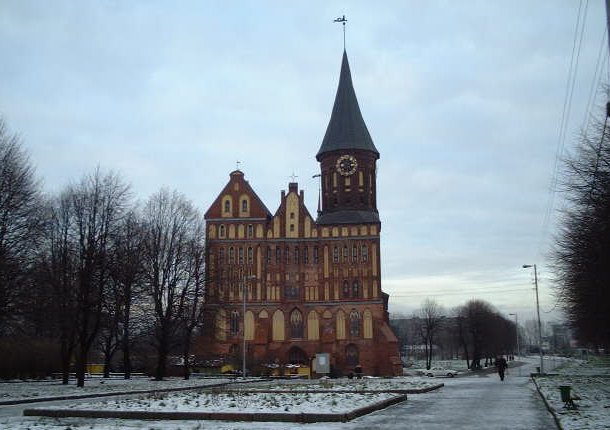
[75,344,87,388]
[182,333,192,380]
[155,330,168,381]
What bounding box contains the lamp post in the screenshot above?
[242,275,256,378]
[522,264,543,374]
[509,313,520,358]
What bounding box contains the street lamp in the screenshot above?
[509,313,520,358]
[522,264,543,374]
[242,275,256,378]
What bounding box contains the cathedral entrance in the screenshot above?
[288,346,308,364]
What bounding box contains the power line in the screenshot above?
[539,0,588,256]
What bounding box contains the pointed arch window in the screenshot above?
[238,247,244,265]
[303,246,309,264]
[342,280,350,298]
[230,310,240,337]
[229,247,235,264]
[266,246,272,263]
[294,247,299,264]
[352,280,360,298]
[219,248,225,264]
[349,310,361,337]
[276,247,281,263]
[290,309,304,338]
[313,246,319,264]
[361,245,368,263]
[224,200,231,214]
[219,224,226,238]
[247,224,253,237]
[343,246,348,262]
[241,199,248,212]
[285,246,290,264]
[247,247,253,264]
[333,246,339,263]
[352,246,358,263]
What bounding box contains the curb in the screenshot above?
[531,376,563,430]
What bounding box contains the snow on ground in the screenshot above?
[535,356,610,430]
[47,390,398,414]
[0,376,437,429]
[0,376,233,401]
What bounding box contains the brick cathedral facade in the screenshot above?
[197,51,402,376]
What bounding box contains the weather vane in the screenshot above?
[333,15,347,50]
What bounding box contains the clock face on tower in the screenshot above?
[336,154,358,176]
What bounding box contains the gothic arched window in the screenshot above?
[230,310,240,337]
[349,310,360,337]
[290,309,304,338]
[342,280,350,298]
[352,280,360,298]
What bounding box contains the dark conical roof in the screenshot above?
[316,50,379,160]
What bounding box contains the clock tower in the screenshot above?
[316,50,380,225]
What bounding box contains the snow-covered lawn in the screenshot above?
[534,357,610,430]
[238,376,436,392]
[0,376,233,402]
[44,390,398,414]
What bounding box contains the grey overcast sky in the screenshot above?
[1,1,607,322]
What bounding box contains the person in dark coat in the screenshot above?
[497,356,508,381]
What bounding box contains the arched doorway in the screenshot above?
[288,346,308,364]
[345,343,359,366]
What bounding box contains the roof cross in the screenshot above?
[236,160,241,171]
[289,172,298,182]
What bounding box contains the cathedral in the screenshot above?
[197,50,402,377]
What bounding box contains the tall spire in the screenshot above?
[316,51,379,160]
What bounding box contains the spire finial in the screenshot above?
[333,15,347,50]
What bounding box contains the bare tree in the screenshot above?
[70,169,131,387]
[0,119,42,336]
[141,188,203,380]
[413,299,445,370]
[177,218,206,379]
[108,210,144,379]
[553,99,610,349]
[38,192,79,384]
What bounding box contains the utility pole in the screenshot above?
[523,264,544,374]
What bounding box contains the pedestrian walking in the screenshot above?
[497,356,508,381]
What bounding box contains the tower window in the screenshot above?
[294,247,299,264]
[266,247,271,264]
[229,247,235,264]
[303,246,309,264]
[343,246,348,263]
[285,246,290,264]
[333,247,339,263]
[290,224,295,232]
[238,247,244,265]
[352,280,360,298]
[313,246,319,264]
[241,199,248,212]
[224,200,231,213]
[290,212,295,219]
[342,280,350,298]
[362,245,368,263]
[219,224,225,238]
[219,248,225,264]
[247,224,253,237]
[247,247,253,264]
[276,247,281,263]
